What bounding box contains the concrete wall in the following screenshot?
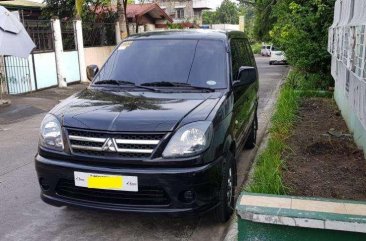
[328,0,366,155]
[211,24,240,31]
[84,46,115,69]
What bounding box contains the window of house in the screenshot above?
[342,27,350,65]
[176,8,184,19]
[353,25,365,78]
[336,27,342,60]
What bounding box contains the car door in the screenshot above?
[230,38,258,149]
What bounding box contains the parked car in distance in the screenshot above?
[269,47,287,65]
[261,44,271,56]
[35,30,259,223]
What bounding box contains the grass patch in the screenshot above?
[246,84,300,195]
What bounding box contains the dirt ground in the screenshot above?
[282,98,366,201]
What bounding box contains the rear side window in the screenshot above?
[230,38,254,79]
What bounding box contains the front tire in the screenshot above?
[215,152,235,223]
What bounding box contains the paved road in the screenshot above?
[0,57,288,241]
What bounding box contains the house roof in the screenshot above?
[126,3,173,23]
[0,0,44,10]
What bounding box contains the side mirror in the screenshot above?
[233,66,257,88]
[86,65,99,81]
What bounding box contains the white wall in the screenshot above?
[84,46,115,69]
[211,24,240,31]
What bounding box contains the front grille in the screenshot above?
[67,129,166,158]
[56,179,170,206]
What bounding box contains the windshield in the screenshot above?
[93,39,228,89]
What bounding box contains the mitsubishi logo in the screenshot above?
[102,138,118,152]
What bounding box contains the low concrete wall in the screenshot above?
[84,46,115,69]
[211,24,240,31]
[237,192,366,241]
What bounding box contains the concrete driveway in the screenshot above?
[0,56,288,241]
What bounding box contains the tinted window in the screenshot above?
[95,39,227,89]
[230,38,253,79]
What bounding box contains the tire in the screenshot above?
[214,151,235,223]
[245,113,258,149]
[269,61,273,65]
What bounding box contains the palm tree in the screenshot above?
[75,0,84,19]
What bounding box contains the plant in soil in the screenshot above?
[246,84,299,194]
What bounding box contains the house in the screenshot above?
[148,0,212,26]
[126,3,173,33]
[0,0,44,21]
[328,0,366,155]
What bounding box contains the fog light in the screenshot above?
[39,178,50,191]
[183,190,195,203]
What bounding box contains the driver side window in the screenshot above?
[230,38,253,80]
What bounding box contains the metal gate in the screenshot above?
[0,55,34,94]
[61,20,81,84]
[0,19,76,95]
[0,20,57,95]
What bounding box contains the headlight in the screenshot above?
[163,121,213,158]
[39,114,64,151]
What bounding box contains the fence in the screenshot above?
[1,19,119,95]
[24,20,54,52]
[61,20,77,51]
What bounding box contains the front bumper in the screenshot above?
[35,155,223,214]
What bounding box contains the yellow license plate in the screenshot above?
[74,171,138,192]
[88,175,123,189]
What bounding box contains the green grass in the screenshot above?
[246,85,300,195]
[251,42,262,55]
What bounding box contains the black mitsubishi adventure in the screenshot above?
[35,30,258,222]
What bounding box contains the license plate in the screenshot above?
[74,171,138,192]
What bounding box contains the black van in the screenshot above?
[35,30,258,222]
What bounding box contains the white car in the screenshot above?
[261,44,271,56]
[269,48,287,65]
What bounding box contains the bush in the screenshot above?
[287,69,334,91]
[251,43,262,54]
[270,0,335,77]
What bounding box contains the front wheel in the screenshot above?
[245,113,258,149]
[214,152,235,223]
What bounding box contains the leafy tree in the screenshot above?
[238,2,255,41]
[216,0,240,24]
[42,0,117,23]
[202,10,218,25]
[270,0,335,76]
[202,0,239,25]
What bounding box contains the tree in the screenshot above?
[42,0,117,23]
[216,0,240,24]
[270,0,335,75]
[202,10,218,25]
[117,0,129,39]
[202,0,239,25]
[250,0,277,41]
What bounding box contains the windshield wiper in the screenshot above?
[141,81,215,92]
[93,80,135,86]
[93,79,160,92]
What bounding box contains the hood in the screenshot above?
[50,88,220,132]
